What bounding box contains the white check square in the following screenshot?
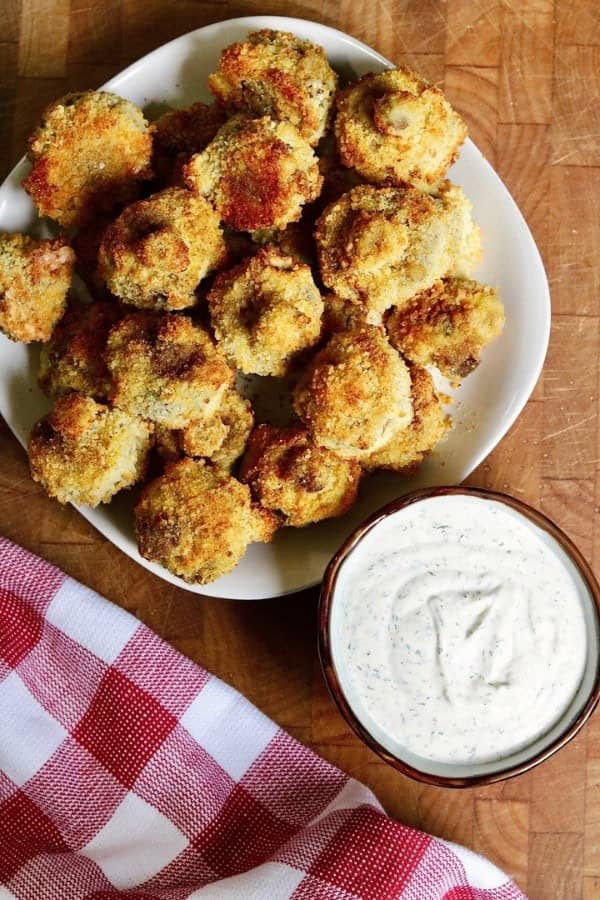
[45,579,138,664]
[0,671,67,786]
[181,679,278,781]
[79,791,188,889]
[187,862,304,898]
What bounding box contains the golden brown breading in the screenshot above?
[293,324,412,459]
[208,246,324,376]
[105,311,234,428]
[98,187,226,311]
[134,457,277,584]
[38,300,121,399]
[252,220,316,269]
[315,183,480,322]
[0,233,74,343]
[208,29,338,146]
[386,277,505,379]
[321,291,366,337]
[23,91,152,228]
[150,102,226,184]
[335,68,467,190]
[362,364,450,472]
[437,181,482,276]
[29,393,152,506]
[184,115,322,233]
[153,425,182,465]
[240,424,361,527]
[179,387,254,470]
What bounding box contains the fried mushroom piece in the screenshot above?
[134,458,278,584]
[38,300,121,399]
[28,393,152,506]
[335,68,467,190]
[184,115,322,233]
[208,246,324,376]
[362,365,449,473]
[105,312,234,428]
[179,388,254,470]
[98,187,226,311]
[315,183,480,322]
[386,277,505,380]
[23,91,152,228]
[293,324,413,460]
[0,233,74,343]
[208,29,338,146]
[240,424,361,527]
[150,102,226,184]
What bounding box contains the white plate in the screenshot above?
[0,16,550,600]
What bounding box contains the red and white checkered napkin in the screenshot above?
[0,536,525,900]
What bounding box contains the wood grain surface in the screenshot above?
[1,2,599,897]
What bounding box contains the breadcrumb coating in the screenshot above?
[150,102,226,184]
[0,233,74,343]
[184,115,322,233]
[386,277,505,379]
[437,180,482,276]
[362,364,450,472]
[179,387,254,470]
[98,187,226,311]
[134,458,277,584]
[38,300,121,399]
[321,291,366,337]
[293,324,413,459]
[315,183,480,322]
[335,68,467,190]
[23,91,152,228]
[208,29,338,146]
[240,424,361,527]
[29,393,152,506]
[208,245,324,376]
[105,311,234,428]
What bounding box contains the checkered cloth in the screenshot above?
[0,536,525,900]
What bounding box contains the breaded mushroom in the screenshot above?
[29,393,152,506]
[293,324,413,459]
[335,68,467,190]
[150,102,226,184]
[0,233,74,343]
[105,311,234,428]
[315,183,480,322]
[98,187,226,310]
[134,457,277,584]
[437,181,482,276]
[208,246,324,376]
[180,387,254,470]
[23,91,152,228]
[208,29,338,146]
[362,364,449,472]
[386,277,505,379]
[240,424,361,527]
[38,300,121,399]
[184,115,322,233]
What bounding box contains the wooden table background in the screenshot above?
[1,1,599,897]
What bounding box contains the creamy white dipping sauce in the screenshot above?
[333,495,588,765]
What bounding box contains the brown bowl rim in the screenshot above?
[318,485,600,788]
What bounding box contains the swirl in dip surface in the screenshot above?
[331,494,588,765]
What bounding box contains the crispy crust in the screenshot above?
[240,423,361,527]
[386,277,505,379]
[208,245,324,376]
[150,102,226,184]
[335,68,467,190]
[29,393,152,506]
[0,233,74,343]
[105,311,234,428]
[38,300,121,399]
[98,187,226,311]
[184,115,322,233]
[134,457,277,584]
[179,387,254,470]
[293,324,413,459]
[23,91,152,228]
[208,29,338,146]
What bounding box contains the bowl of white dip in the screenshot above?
[319,487,600,786]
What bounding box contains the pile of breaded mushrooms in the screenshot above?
[0,29,505,585]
